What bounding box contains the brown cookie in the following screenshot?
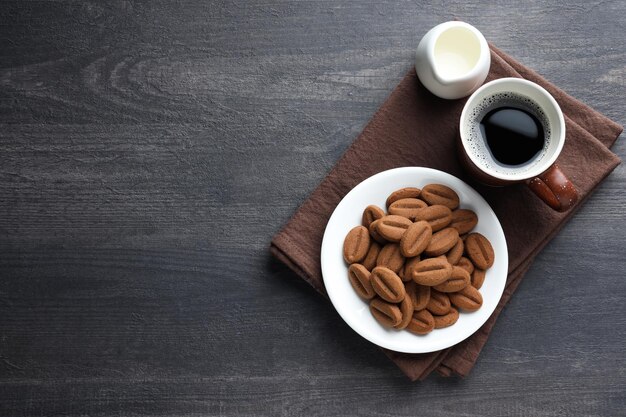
[465,233,495,269]
[420,184,460,210]
[376,243,404,274]
[388,198,428,220]
[398,264,407,282]
[445,237,464,265]
[394,294,414,330]
[406,309,435,335]
[402,256,421,282]
[424,227,459,257]
[411,257,452,286]
[348,264,375,299]
[471,268,486,290]
[370,266,406,303]
[400,220,432,258]
[413,205,452,232]
[457,256,475,275]
[433,307,459,329]
[370,298,402,328]
[386,187,421,209]
[405,281,430,310]
[377,215,413,242]
[426,289,451,315]
[433,266,470,293]
[368,219,387,244]
[450,209,478,235]
[449,285,483,312]
[343,225,370,264]
[361,241,381,271]
[362,205,385,229]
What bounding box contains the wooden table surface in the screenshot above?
[1,1,624,416]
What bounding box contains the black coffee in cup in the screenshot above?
[480,106,545,165]
[465,92,551,172]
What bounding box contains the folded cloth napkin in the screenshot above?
[270,44,622,380]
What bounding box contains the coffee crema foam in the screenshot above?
[465,92,551,176]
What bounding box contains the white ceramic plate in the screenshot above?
[320,167,508,353]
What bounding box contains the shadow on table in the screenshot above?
[264,254,472,385]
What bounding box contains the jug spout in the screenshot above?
[415,21,491,100]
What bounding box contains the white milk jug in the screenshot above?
[415,21,491,100]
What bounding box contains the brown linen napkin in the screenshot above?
[270,44,622,380]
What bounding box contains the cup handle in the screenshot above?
[526,164,578,212]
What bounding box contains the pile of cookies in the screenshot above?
[342,184,495,335]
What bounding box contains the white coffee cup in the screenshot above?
[458,78,578,211]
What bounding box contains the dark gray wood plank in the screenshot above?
[0,0,624,416]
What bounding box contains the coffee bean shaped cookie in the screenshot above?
[402,256,421,282]
[433,307,459,329]
[421,184,460,210]
[445,237,464,265]
[343,226,370,264]
[398,256,420,282]
[348,264,375,300]
[377,215,412,242]
[411,257,452,286]
[362,241,381,271]
[449,285,483,312]
[370,298,402,328]
[457,256,475,275]
[386,187,421,209]
[398,265,407,282]
[465,233,495,269]
[471,268,486,290]
[433,266,470,293]
[368,220,387,244]
[424,227,459,257]
[394,294,414,330]
[405,281,430,311]
[406,309,435,335]
[426,289,451,315]
[413,205,452,232]
[400,220,432,258]
[376,243,404,274]
[371,267,406,303]
[389,198,427,220]
[450,209,478,235]
[362,205,385,229]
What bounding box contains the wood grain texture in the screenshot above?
[0,0,624,416]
